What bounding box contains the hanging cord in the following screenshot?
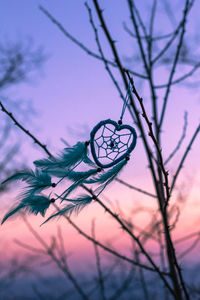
[119,80,133,123]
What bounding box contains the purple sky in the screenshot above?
[0,0,200,281]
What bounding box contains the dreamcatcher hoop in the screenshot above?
[90,119,137,168]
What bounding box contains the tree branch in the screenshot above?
[164,111,188,165]
[115,178,157,198]
[170,122,200,195]
[91,220,106,300]
[39,5,147,80]
[155,61,200,89]
[0,101,52,157]
[159,0,193,130]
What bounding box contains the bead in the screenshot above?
[50,198,55,203]
[51,183,56,188]
[110,142,115,148]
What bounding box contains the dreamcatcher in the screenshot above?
[1,81,137,225]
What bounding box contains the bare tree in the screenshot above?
[1,1,200,299]
[0,38,46,297]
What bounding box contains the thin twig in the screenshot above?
[164,111,188,165]
[91,220,106,300]
[148,0,157,65]
[127,0,149,75]
[127,0,159,142]
[109,267,134,300]
[152,20,186,65]
[14,239,45,254]
[155,61,200,88]
[129,0,148,38]
[0,101,52,157]
[170,122,200,195]
[85,2,137,121]
[135,250,149,300]
[85,2,123,100]
[159,0,193,130]
[178,235,200,259]
[123,22,176,41]
[175,231,200,244]
[39,5,147,80]
[153,0,195,65]
[115,178,157,198]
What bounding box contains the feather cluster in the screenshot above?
[1,169,52,224]
[34,142,93,170]
[41,195,93,225]
[1,141,127,224]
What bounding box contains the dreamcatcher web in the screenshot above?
[94,123,133,163]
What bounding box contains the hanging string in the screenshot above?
[119,80,133,123]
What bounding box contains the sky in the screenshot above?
[0,0,200,294]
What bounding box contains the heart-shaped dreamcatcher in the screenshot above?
[90,119,137,168]
[1,81,137,225]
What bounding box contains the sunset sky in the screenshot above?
[0,0,200,289]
